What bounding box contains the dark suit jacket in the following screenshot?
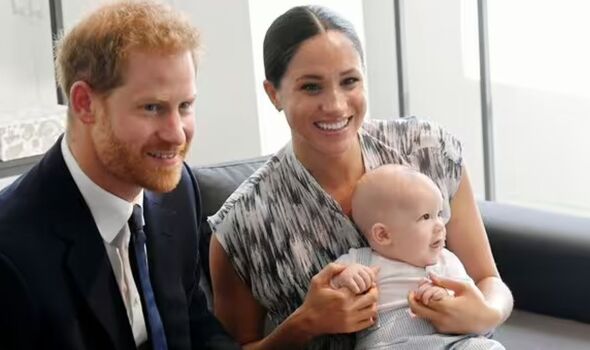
[0,138,239,350]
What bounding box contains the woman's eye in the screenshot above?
[342,77,360,86]
[301,83,321,93]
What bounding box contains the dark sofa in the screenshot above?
[193,156,590,349]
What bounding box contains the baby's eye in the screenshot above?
[421,213,431,220]
[437,210,444,217]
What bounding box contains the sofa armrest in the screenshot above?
[479,200,590,323]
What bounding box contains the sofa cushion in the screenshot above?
[495,310,590,349]
[480,201,590,323]
[194,156,268,285]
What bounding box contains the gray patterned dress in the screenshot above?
[209,117,463,349]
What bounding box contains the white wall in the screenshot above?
[404,0,485,197]
[172,0,263,165]
[362,0,399,120]
[61,0,99,28]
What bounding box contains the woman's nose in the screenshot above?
[320,88,347,115]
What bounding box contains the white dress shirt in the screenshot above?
[61,136,147,346]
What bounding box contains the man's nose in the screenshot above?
[159,111,186,145]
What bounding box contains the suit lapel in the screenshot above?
[143,191,192,349]
[143,191,176,278]
[43,139,135,350]
[143,190,176,299]
[62,218,135,350]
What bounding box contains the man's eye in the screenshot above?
[144,104,161,113]
[180,101,194,112]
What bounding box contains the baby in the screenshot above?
[332,164,504,349]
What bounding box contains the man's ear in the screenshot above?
[263,80,282,112]
[370,223,392,246]
[69,81,97,124]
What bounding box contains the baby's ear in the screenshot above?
[370,223,392,245]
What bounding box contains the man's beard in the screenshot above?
[91,110,189,193]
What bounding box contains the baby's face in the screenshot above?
[378,180,446,267]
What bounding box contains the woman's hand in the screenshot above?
[212,237,379,349]
[408,273,502,334]
[296,263,379,336]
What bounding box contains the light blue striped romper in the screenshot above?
[337,247,504,350]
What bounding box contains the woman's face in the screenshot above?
[265,30,367,160]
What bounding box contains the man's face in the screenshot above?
[91,50,196,193]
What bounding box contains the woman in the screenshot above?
[209,5,513,349]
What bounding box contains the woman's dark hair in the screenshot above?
[263,5,364,88]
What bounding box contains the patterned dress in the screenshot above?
[209,117,464,349]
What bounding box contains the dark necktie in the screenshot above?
[128,204,168,350]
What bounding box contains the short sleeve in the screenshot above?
[334,249,356,265]
[405,117,463,200]
[363,117,464,221]
[209,205,252,285]
[207,174,264,286]
[411,119,463,222]
[433,122,463,200]
[334,247,373,266]
[439,249,471,282]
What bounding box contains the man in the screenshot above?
[0,1,238,349]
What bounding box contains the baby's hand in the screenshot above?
[414,278,452,306]
[330,263,378,294]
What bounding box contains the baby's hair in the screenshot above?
[352,164,434,236]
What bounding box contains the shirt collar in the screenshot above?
[61,135,144,244]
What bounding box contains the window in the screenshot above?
[0,0,65,178]
[486,0,590,217]
[405,0,589,217]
